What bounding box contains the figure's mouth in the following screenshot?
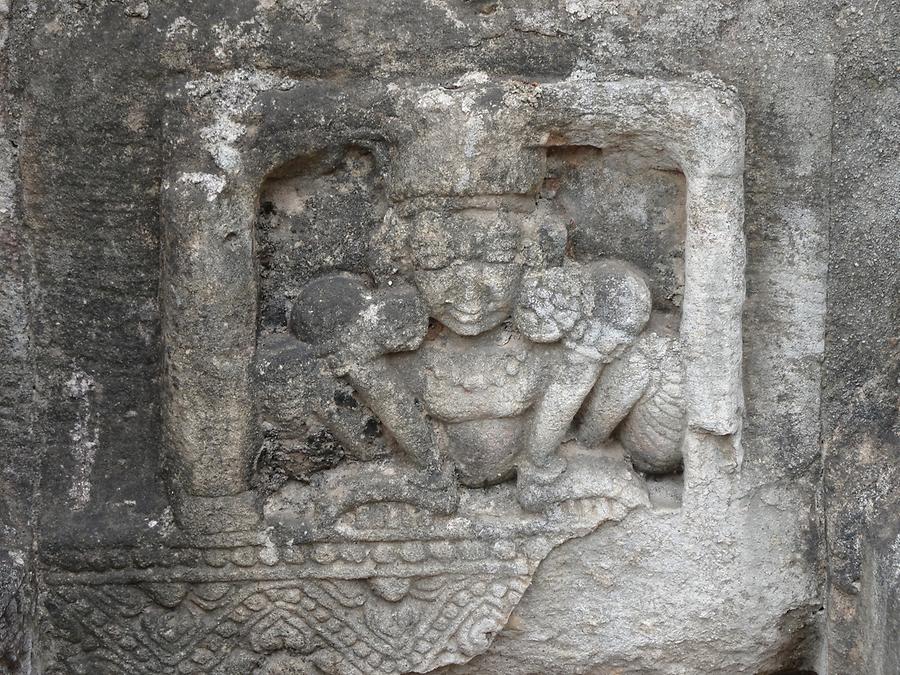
[450,310,482,324]
[441,308,507,336]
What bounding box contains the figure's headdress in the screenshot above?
[368,199,568,284]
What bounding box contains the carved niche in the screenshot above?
[41,74,745,674]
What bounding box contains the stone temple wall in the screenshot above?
[0,1,896,674]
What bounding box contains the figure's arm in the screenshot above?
[337,282,446,474]
[577,344,650,446]
[516,259,653,472]
[344,357,442,473]
[289,273,444,474]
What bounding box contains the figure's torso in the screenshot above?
[400,323,547,486]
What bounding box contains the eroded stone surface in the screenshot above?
[1,1,896,674]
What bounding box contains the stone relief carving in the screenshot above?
[261,199,659,519]
[43,74,745,674]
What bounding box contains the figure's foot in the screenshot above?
[409,462,460,514]
[269,457,460,529]
[516,456,568,512]
[519,455,567,484]
[409,458,456,490]
[516,449,651,514]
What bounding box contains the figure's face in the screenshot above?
[414,262,520,335]
[410,212,521,336]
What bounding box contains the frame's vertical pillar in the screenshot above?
[676,92,746,440]
[672,88,746,496]
[542,77,746,494]
[160,158,261,532]
[155,74,368,534]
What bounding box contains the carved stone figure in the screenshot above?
[270,199,656,517]
[381,204,576,498]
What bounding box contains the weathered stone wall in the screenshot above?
[0,1,895,673]
[1,0,35,671]
[823,0,899,672]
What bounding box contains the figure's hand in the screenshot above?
[563,316,634,364]
[352,282,429,357]
[514,266,589,344]
[288,272,428,367]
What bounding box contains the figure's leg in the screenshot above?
[577,344,649,447]
[517,356,602,511]
[346,358,444,475]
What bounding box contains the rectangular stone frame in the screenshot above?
[159,74,745,531]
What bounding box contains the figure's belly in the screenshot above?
[421,338,542,421]
[444,417,525,487]
[414,326,542,485]
[424,376,537,420]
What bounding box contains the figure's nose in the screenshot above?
[455,270,488,314]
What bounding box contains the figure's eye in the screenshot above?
[414,268,453,293]
[413,248,451,270]
[479,233,517,263]
[482,245,516,264]
[411,214,457,269]
[476,222,517,263]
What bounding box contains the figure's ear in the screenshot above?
[514,266,589,344]
[514,270,557,343]
[368,208,412,285]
